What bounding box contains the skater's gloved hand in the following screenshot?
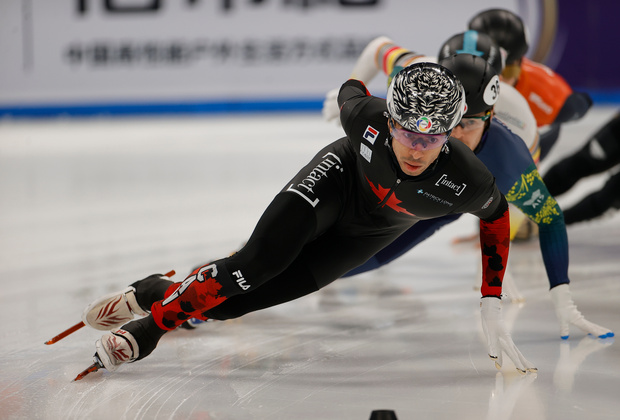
[549,284,614,339]
[480,297,537,374]
[322,87,341,124]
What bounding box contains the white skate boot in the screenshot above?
[94,328,140,372]
[82,287,149,331]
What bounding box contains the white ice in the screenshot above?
[0,108,619,420]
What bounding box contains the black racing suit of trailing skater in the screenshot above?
[150,79,510,328]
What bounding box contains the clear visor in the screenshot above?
[455,111,491,132]
[389,119,449,151]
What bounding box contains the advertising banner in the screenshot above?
[0,0,555,116]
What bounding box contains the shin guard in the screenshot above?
[151,263,231,330]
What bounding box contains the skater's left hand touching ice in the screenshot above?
[480,297,537,374]
[550,284,614,339]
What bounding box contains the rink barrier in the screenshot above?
[1,91,619,118]
[0,98,324,118]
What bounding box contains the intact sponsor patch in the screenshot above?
[435,174,467,196]
[286,152,343,207]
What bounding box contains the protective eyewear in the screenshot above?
[388,119,449,151]
[455,111,491,132]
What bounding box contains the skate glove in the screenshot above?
[480,297,537,374]
[549,284,614,339]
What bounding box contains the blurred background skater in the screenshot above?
[542,112,620,224]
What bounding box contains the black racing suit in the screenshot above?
[152,80,511,327]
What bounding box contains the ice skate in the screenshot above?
[83,272,208,332]
[82,286,149,331]
[82,271,176,330]
[74,316,167,380]
[73,328,139,380]
[45,271,175,345]
[94,328,140,372]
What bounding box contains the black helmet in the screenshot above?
[386,62,466,134]
[438,30,504,76]
[438,53,500,117]
[468,8,529,64]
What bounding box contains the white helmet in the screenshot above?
[386,62,466,134]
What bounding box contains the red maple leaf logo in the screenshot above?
[366,176,414,216]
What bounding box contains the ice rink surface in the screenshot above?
[0,108,619,420]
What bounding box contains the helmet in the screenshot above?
[386,62,466,134]
[468,8,529,64]
[438,53,500,117]
[438,30,505,76]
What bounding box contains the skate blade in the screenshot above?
[45,270,176,345]
[45,321,85,345]
[73,363,101,381]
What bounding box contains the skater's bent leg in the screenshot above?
[206,230,407,319]
[131,275,175,311]
[544,113,620,196]
[205,261,320,320]
[121,315,167,361]
[224,193,319,283]
[563,172,620,224]
[151,193,320,330]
